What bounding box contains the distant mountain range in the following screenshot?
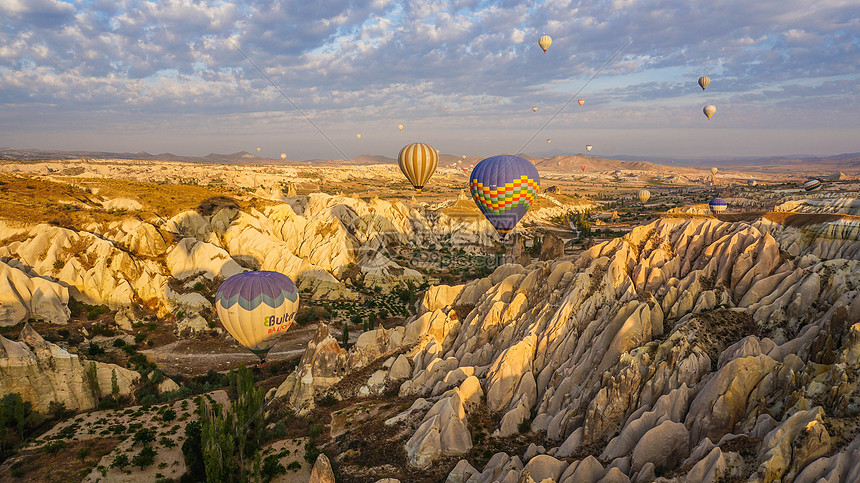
[1,147,858,174]
[611,152,860,173]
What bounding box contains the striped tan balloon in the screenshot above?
[398,142,439,192]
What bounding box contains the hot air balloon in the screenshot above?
[547,139,551,144]
[614,170,623,178]
[708,198,727,214]
[747,180,757,187]
[470,155,540,237]
[638,189,651,204]
[703,105,716,120]
[256,147,261,152]
[398,124,404,131]
[398,143,439,192]
[539,35,552,52]
[803,179,822,192]
[698,76,710,91]
[215,271,299,361]
[280,153,287,160]
[585,145,593,152]
[581,165,586,172]
[710,167,718,176]
[532,106,538,112]
[356,134,362,140]
[578,99,585,106]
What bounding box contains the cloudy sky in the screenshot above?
[1,0,858,160]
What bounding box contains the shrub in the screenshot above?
[286,461,301,471]
[53,260,65,270]
[132,445,156,470]
[42,440,67,455]
[262,454,286,482]
[87,342,105,357]
[193,282,204,291]
[133,428,156,446]
[112,338,126,347]
[111,453,129,469]
[77,444,91,460]
[161,408,176,422]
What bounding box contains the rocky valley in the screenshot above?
[1,157,859,482]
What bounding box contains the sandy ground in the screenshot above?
[16,391,229,482]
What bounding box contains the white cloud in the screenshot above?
[0,0,858,158]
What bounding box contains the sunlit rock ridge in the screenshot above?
[282,213,860,482]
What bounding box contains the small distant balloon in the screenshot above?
[614,170,623,177]
[462,155,467,159]
[256,147,261,152]
[398,124,404,131]
[581,165,586,172]
[280,153,287,160]
[356,134,362,140]
[539,34,552,52]
[710,167,718,176]
[709,198,727,214]
[578,99,585,106]
[532,106,538,112]
[698,76,711,91]
[703,105,716,120]
[803,179,822,192]
[585,145,593,152]
[747,180,757,187]
[638,189,651,204]
[547,139,551,144]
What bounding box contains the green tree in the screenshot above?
[111,369,120,399]
[111,453,129,470]
[342,322,349,348]
[132,445,156,470]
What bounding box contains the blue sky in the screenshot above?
[1,0,858,160]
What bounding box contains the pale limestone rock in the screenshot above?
[166,237,244,280]
[457,375,483,409]
[420,284,465,314]
[0,260,70,326]
[157,377,180,395]
[0,324,97,412]
[93,362,140,398]
[598,467,630,483]
[309,453,335,483]
[176,314,210,335]
[630,420,689,472]
[752,407,830,482]
[523,454,566,482]
[446,459,480,483]
[684,446,744,482]
[568,455,605,483]
[276,323,348,413]
[388,354,411,380]
[557,427,584,458]
[686,355,779,444]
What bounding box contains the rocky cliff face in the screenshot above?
[0,324,139,413]
[279,214,860,482]
[0,260,69,326]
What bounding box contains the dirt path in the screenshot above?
[141,323,319,376]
